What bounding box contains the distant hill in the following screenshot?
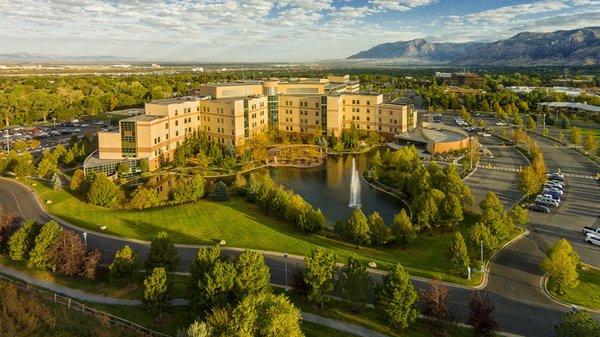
[0,53,126,62]
[347,27,600,66]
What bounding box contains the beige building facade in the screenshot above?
[87,75,417,175]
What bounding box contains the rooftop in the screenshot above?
[537,101,600,112]
[202,81,263,87]
[121,114,164,122]
[147,96,200,105]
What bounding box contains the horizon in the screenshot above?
[1,1,599,62]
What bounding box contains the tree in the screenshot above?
[79,247,101,278]
[367,211,390,246]
[304,248,336,308]
[109,245,138,280]
[51,173,62,190]
[558,130,564,142]
[375,263,418,330]
[337,257,373,311]
[8,220,39,261]
[179,321,211,337]
[229,293,303,337]
[87,172,123,207]
[440,194,463,230]
[172,174,205,203]
[36,157,57,178]
[391,209,415,250]
[142,267,171,315]
[469,222,497,258]
[570,127,582,146]
[583,134,598,153]
[139,159,150,173]
[449,232,470,275]
[189,245,222,311]
[27,220,63,269]
[556,310,600,337]
[211,181,230,201]
[541,239,580,294]
[526,116,536,131]
[518,165,541,197]
[468,292,499,337]
[0,214,21,253]
[420,278,454,337]
[509,205,528,226]
[69,169,85,192]
[245,174,261,203]
[234,250,271,300]
[146,231,180,271]
[50,230,85,276]
[412,188,444,234]
[346,208,371,248]
[129,186,160,209]
[200,260,237,309]
[0,283,58,336]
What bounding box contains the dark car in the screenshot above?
[529,203,550,213]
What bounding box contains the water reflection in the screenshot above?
[269,149,404,226]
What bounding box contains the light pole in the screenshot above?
[480,240,484,270]
[284,253,288,290]
[3,130,9,151]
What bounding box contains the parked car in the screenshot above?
[543,187,563,195]
[582,226,600,236]
[540,192,561,201]
[545,182,564,190]
[536,195,559,207]
[529,203,551,213]
[547,173,565,181]
[586,234,600,247]
[547,179,565,187]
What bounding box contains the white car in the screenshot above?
[543,187,563,195]
[586,234,600,247]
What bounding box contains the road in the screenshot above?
[1,128,599,337]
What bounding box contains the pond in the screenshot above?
[269,148,405,226]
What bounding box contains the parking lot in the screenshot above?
[2,119,111,152]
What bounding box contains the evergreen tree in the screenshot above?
[346,208,371,249]
[337,257,373,311]
[109,245,138,280]
[146,231,180,271]
[234,250,271,300]
[245,174,261,203]
[230,293,303,337]
[541,239,580,294]
[391,209,415,250]
[304,248,336,308]
[142,267,171,315]
[211,181,230,201]
[8,220,39,261]
[27,220,63,269]
[189,245,222,311]
[449,232,470,275]
[375,263,418,330]
[51,173,62,190]
[368,211,390,246]
[200,260,237,309]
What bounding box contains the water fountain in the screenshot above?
[348,157,362,208]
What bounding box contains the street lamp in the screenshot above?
[284,253,288,290]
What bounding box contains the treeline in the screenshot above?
[243,173,326,234]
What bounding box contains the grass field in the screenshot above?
[30,178,489,285]
[548,266,600,310]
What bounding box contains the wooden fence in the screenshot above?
[0,273,170,337]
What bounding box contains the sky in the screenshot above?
[0,0,599,62]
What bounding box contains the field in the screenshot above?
[31,179,487,285]
[547,266,600,310]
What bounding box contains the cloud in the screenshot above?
[369,0,435,11]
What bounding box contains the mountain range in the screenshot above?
[0,53,125,62]
[347,27,600,66]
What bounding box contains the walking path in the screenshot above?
[0,262,386,337]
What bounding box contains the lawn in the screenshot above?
[283,290,472,337]
[547,266,600,310]
[0,255,189,299]
[30,178,487,285]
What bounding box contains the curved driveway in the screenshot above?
[1,134,599,337]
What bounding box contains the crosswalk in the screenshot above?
[475,164,597,180]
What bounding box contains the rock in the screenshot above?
[99,226,107,231]
[46,200,52,204]
[32,183,37,187]
[219,240,227,246]
[368,262,377,268]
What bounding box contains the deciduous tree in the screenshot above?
[420,278,454,337]
[468,292,499,337]
[449,232,470,275]
[304,248,336,307]
[8,220,39,261]
[234,250,271,300]
[337,257,373,311]
[50,230,85,276]
[375,263,418,330]
[146,231,180,271]
[346,208,371,249]
[556,310,600,337]
[391,209,415,250]
[109,245,138,280]
[27,220,63,269]
[541,239,580,294]
[142,267,171,315]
